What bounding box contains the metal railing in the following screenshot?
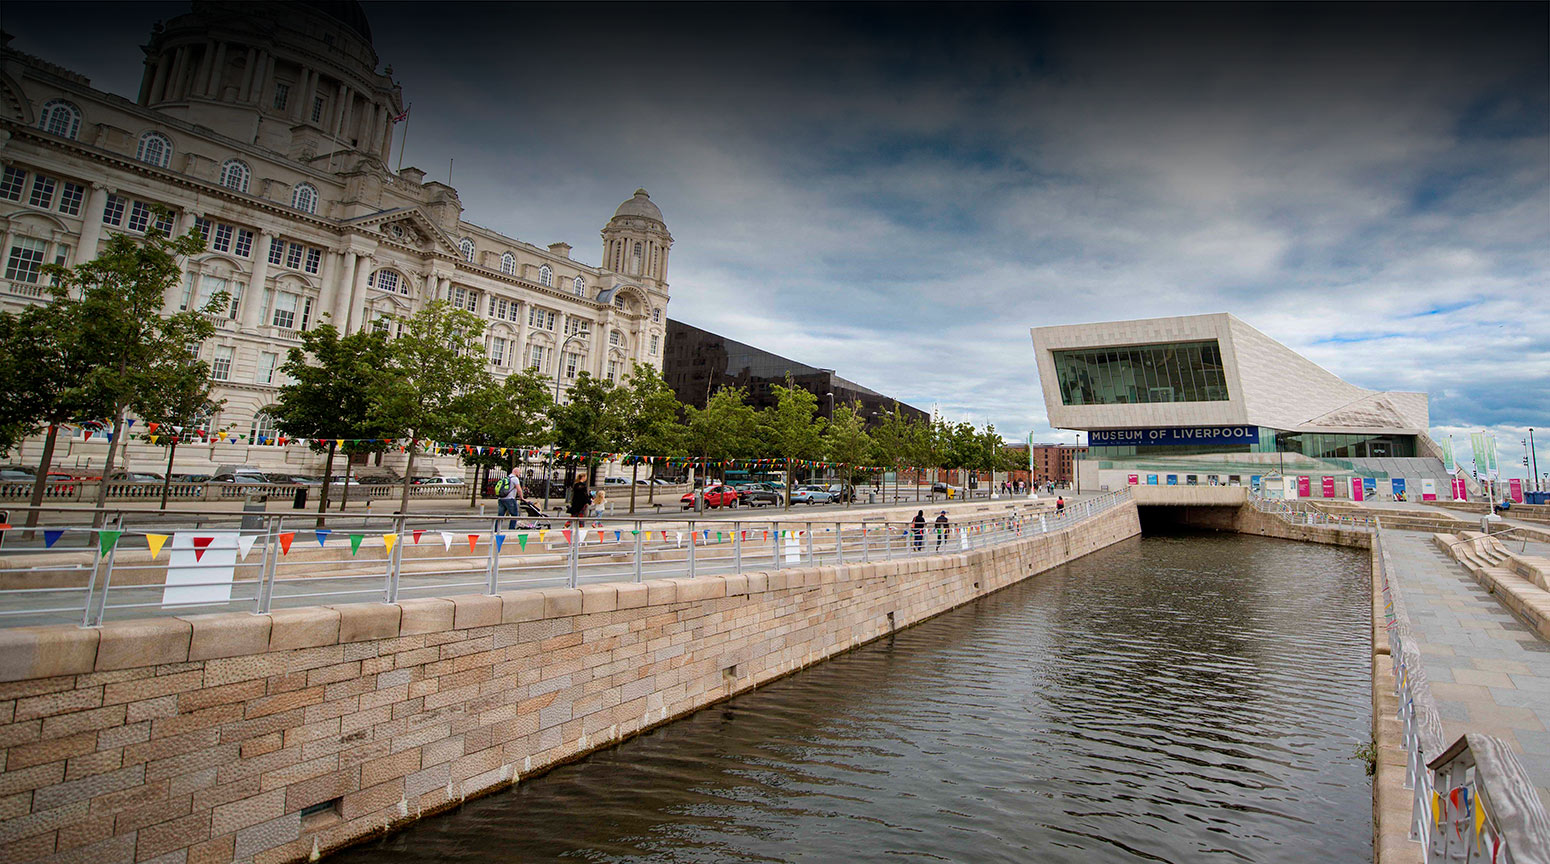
[1376,524,1550,862]
[1247,492,1377,529]
[0,489,1133,629]
[0,480,475,503]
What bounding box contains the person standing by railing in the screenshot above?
[934,510,950,551]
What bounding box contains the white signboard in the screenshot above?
[783,535,802,563]
[1283,477,1299,499]
[163,531,239,607]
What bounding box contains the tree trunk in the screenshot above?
[469,463,481,508]
[24,423,61,528]
[317,440,336,523]
[341,457,354,511]
[93,409,127,528]
[647,461,656,505]
[158,438,178,510]
[629,460,638,514]
[397,439,415,515]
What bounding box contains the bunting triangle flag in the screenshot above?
[192,536,214,562]
[98,530,123,557]
[383,534,398,556]
[412,529,424,545]
[218,431,228,441]
[147,422,160,434]
[83,430,92,441]
[562,529,573,544]
[467,534,479,553]
[517,534,528,550]
[278,532,295,554]
[539,530,547,542]
[349,534,364,555]
[614,531,622,542]
[495,534,505,553]
[316,529,331,547]
[149,435,159,444]
[597,530,605,544]
[146,533,169,558]
[236,535,257,561]
[440,531,453,551]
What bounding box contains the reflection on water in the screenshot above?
[336,532,1371,863]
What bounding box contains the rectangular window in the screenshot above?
[606,360,619,382]
[299,296,313,330]
[4,237,49,283]
[311,95,326,123]
[650,334,659,354]
[267,239,284,265]
[0,166,26,201]
[304,247,321,274]
[154,210,174,235]
[528,344,547,372]
[28,176,56,209]
[211,222,234,252]
[271,291,298,329]
[564,352,580,379]
[1051,340,1230,406]
[211,345,234,381]
[284,243,303,269]
[489,336,506,366]
[193,217,210,242]
[102,194,125,226]
[272,82,290,111]
[233,229,254,258]
[58,182,84,216]
[226,281,244,320]
[127,200,152,233]
[256,351,279,384]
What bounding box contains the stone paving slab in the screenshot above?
[1385,530,1550,808]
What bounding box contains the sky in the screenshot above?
[4,1,1547,479]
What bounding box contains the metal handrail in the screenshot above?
[0,490,1135,628]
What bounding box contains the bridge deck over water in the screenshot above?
[1384,529,1550,807]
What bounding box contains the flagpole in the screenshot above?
[396,102,412,172]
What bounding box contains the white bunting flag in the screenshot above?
[440,531,454,551]
[236,535,258,561]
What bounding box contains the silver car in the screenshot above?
[791,485,835,505]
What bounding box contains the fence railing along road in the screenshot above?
[0,490,1132,629]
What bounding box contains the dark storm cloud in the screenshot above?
[5,2,1546,469]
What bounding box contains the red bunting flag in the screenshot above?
[191,536,214,562]
[412,529,424,544]
[278,532,295,554]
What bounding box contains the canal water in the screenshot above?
[338,532,1372,863]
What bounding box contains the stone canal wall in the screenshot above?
[0,502,1141,864]
[1168,503,1373,549]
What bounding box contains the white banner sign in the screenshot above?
[163,531,239,607]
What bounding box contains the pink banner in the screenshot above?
[1321,476,1335,498]
[1128,474,1139,486]
[1510,479,1524,503]
[1351,478,1365,502]
[1452,478,1468,501]
[1297,476,1311,498]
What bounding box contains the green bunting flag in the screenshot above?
[98,530,123,557]
[349,534,364,555]
[517,534,528,551]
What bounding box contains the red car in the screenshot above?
[681,484,742,510]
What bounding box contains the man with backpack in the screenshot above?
[495,468,524,529]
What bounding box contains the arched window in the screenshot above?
[368,269,407,296]
[292,182,318,214]
[500,252,516,275]
[538,265,553,287]
[573,276,586,297]
[630,242,642,274]
[459,238,475,262]
[613,294,626,310]
[219,159,250,193]
[136,132,172,168]
[38,100,82,139]
[249,410,279,444]
[651,307,661,323]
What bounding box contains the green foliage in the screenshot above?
[760,378,828,463]
[684,386,761,463]
[824,400,873,488]
[134,358,224,509]
[38,219,214,516]
[457,367,553,471]
[271,324,396,453]
[615,363,686,460]
[548,372,618,473]
[0,298,101,458]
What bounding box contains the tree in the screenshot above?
[270,324,395,516]
[0,298,106,527]
[547,372,618,495]
[455,367,552,506]
[370,301,491,513]
[41,219,215,523]
[683,386,760,510]
[760,378,827,510]
[614,363,686,512]
[823,400,872,507]
[868,406,913,504]
[134,359,224,510]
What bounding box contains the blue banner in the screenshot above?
[1087,426,1259,447]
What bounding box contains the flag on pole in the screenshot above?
[1441,436,1455,473]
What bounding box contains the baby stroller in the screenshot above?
[510,497,551,530]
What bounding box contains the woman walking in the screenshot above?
[911,509,926,552]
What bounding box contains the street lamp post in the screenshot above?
[541,329,589,513]
[1531,428,1540,492]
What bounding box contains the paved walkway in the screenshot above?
[1385,529,1550,807]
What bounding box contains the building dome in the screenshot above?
[613,188,664,223]
[299,0,374,42]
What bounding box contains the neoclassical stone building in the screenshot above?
[0,1,671,476]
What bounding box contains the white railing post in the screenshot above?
[567,523,580,588]
[861,522,869,563]
[256,515,280,614]
[83,514,126,627]
[687,520,696,578]
[806,521,814,563]
[835,523,844,564]
[772,524,782,570]
[385,515,405,603]
[733,520,742,574]
[485,518,500,594]
[633,521,643,582]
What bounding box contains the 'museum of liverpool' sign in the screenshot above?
[1088,426,1260,447]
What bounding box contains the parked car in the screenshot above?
[825,483,856,503]
[173,473,212,483]
[355,474,399,486]
[108,471,162,482]
[602,477,630,486]
[792,485,836,505]
[681,484,741,510]
[732,482,783,507]
[412,476,465,486]
[210,471,270,484]
[0,469,31,482]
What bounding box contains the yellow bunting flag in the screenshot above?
[146,533,169,559]
[539,530,548,543]
[383,534,398,556]
[1432,791,1441,828]
[1475,795,1487,850]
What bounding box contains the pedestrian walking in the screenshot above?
[911,510,926,552]
[496,467,524,529]
[1056,496,1065,515]
[934,509,949,550]
[590,487,607,522]
[567,478,590,520]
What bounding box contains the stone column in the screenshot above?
[238,48,256,101]
[193,41,215,97]
[148,57,169,104]
[344,254,372,333]
[72,183,113,266]
[301,69,319,123]
[207,42,228,98]
[334,83,351,137]
[240,231,274,330]
[332,249,358,328]
[514,301,529,367]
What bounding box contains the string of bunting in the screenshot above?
[58,421,894,472]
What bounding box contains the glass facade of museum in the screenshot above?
[1053,340,1230,405]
